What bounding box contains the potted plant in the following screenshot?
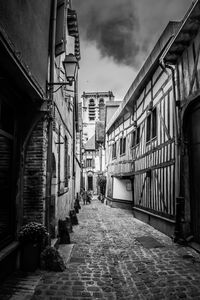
[18,222,49,271]
[40,246,66,271]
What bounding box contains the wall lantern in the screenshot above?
[63,53,78,86]
[48,53,78,91]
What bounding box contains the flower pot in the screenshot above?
[20,242,40,271]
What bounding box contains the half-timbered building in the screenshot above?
[106,1,200,242]
[161,0,200,243]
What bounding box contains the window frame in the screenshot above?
[146,107,157,143]
[86,158,92,168]
[120,136,126,156]
[112,141,117,159]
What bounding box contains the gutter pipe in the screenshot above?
[46,0,57,239]
[160,61,182,240]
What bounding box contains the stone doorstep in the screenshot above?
[51,238,59,249]
[188,241,200,254]
[58,244,74,264]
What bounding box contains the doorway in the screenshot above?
[187,101,200,242]
[88,175,93,191]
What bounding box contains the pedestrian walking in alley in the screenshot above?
[74,193,81,213]
[86,191,91,204]
[82,189,87,205]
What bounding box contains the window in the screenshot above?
[86,159,92,167]
[131,131,136,147]
[131,126,140,147]
[136,126,140,144]
[99,98,105,121]
[89,99,95,120]
[112,142,117,159]
[152,108,157,138]
[120,137,126,155]
[146,114,151,142]
[146,107,157,142]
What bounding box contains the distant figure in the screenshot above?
[74,193,81,213]
[86,191,91,204]
[98,193,104,203]
[82,189,87,205]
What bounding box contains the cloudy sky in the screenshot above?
[73,0,191,100]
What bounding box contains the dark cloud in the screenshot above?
[73,0,140,67]
[73,0,191,68]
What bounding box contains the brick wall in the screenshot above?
[23,119,48,224]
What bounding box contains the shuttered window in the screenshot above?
[55,0,67,57]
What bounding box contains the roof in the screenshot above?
[105,21,181,133]
[84,134,96,150]
[161,0,200,65]
[105,100,122,107]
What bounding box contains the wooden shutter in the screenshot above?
[55,0,67,57]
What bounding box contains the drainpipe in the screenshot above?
[160,62,182,240]
[46,0,57,239]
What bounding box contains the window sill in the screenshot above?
[120,153,126,157]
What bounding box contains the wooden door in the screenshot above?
[88,175,93,191]
[188,102,200,242]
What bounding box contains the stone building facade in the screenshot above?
[0,0,81,278]
[81,91,115,193]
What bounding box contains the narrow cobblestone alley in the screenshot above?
[29,198,200,300]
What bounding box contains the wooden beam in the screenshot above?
[189,38,200,95]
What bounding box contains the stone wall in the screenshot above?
[23,119,48,224]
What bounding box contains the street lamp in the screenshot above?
[48,53,78,90]
[63,53,78,86]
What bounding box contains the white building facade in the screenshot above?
[81,91,115,193]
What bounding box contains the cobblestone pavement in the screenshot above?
[0,270,43,300]
[1,199,200,300]
[30,198,200,300]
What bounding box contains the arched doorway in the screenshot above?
[87,174,93,191]
[184,99,200,242]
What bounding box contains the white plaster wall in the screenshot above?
[113,178,132,201]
